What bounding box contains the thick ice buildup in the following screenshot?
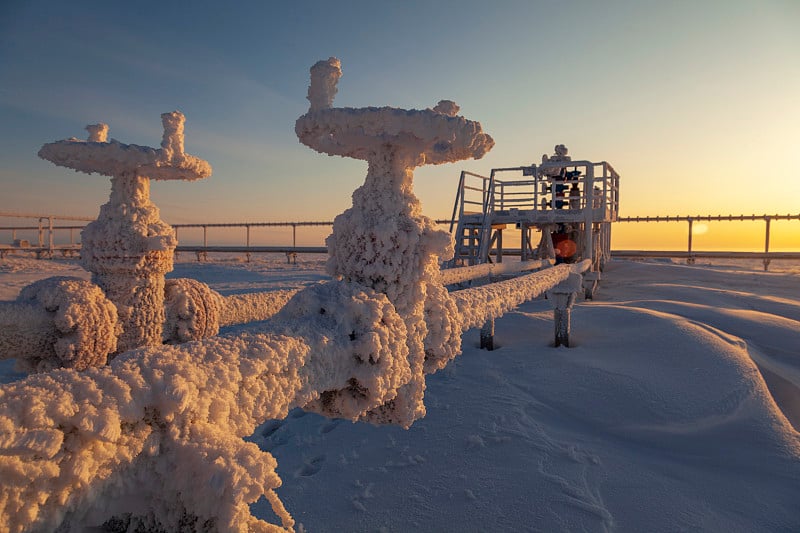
[0,244,423,530]
[540,143,572,177]
[163,278,223,344]
[0,278,410,532]
[0,58,507,530]
[422,280,462,374]
[85,123,108,143]
[307,57,341,111]
[296,106,494,166]
[296,57,494,426]
[0,300,56,364]
[81,176,176,352]
[271,281,411,421]
[38,112,211,182]
[296,61,493,166]
[439,258,552,286]
[163,281,305,344]
[452,264,572,330]
[431,99,459,116]
[218,289,300,328]
[0,338,299,532]
[13,277,120,372]
[38,112,212,353]
[160,111,186,160]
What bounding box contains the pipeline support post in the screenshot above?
[764,217,771,271]
[550,272,582,347]
[583,270,600,300]
[480,317,495,351]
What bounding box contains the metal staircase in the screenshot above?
[448,171,496,266]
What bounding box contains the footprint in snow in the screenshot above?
[260,419,283,438]
[466,434,486,449]
[296,454,326,477]
[352,499,367,512]
[320,420,341,434]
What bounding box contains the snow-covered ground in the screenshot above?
[1,254,799,532]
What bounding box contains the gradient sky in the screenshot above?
[1,1,798,248]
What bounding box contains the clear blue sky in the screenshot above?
[1,1,798,237]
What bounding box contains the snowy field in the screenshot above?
[1,254,799,532]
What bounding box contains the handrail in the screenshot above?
[0,212,94,221]
[612,250,800,259]
[615,213,800,268]
[3,211,798,266]
[449,171,465,233]
[0,225,86,231]
[611,250,800,271]
[476,170,498,261]
[176,245,328,254]
[618,214,800,222]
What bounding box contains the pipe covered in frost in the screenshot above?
[440,258,553,286]
[0,281,411,532]
[451,263,573,331]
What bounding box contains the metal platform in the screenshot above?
[447,159,620,269]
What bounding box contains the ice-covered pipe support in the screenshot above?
[480,318,495,351]
[549,260,592,347]
[550,273,582,347]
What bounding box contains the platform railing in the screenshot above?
[448,171,492,231]
[2,211,797,271]
[0,212,92,258]
[615,213,800,270]
[478,162,619,219]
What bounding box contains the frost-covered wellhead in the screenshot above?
[296,57,494,427]
[38,112,212,353]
